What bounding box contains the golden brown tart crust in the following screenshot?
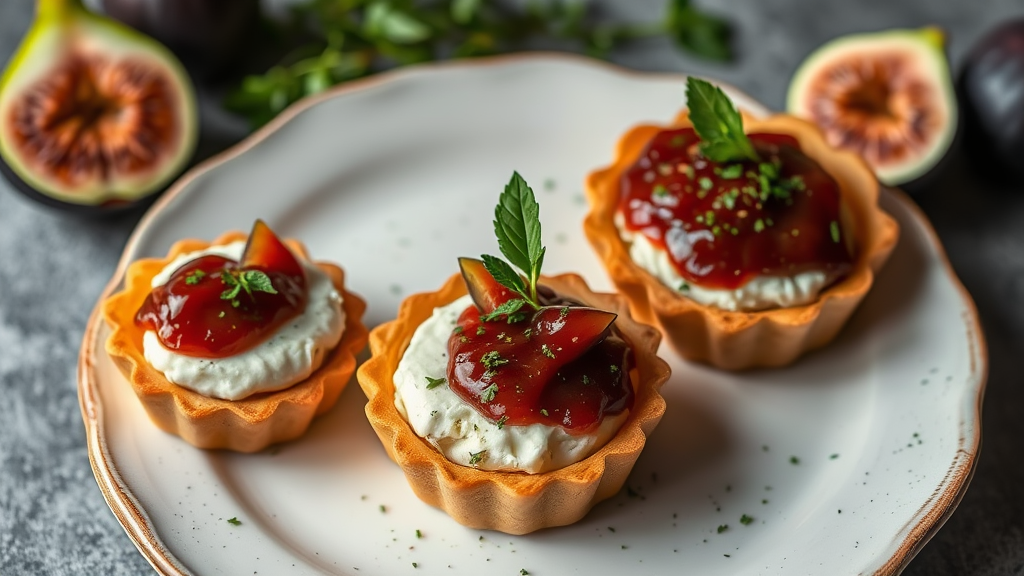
[357,272,670,534]
[103,231,368,453]
[584,112,900,370]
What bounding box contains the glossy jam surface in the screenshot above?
[135,252,307,359]
[618,127,853,290]
[446,301,634,433]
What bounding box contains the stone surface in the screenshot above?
[2,0,1024,574]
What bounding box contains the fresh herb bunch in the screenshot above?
[481,171,546,318]
[227,0,732,127]
[685,77,802,202]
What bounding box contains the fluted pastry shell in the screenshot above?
[356,272,670,534]
[103,231,368,453]
[584,112,900,370]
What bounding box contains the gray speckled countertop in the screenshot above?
[3,0,1024,574]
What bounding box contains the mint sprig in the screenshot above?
[685,77,759,163]
[220,269,279,301]
[482,172,546,308]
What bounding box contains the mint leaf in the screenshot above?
[481,299,527,323]
[493,172,546,304]
[220,273,242,301]
[242,270,278,295]
[480,254,529,302]
[686,77,759,163]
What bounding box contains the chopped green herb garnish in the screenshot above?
[185,269,206,285]
[380,505,386,513]
[686,77,759,163]
[753,219,765,233]
[717,524,728,533]
[740,514,754,525]
[424,376,446,389]
[469,450,486,465]
[540,408,549,417]
[453,325,464,334]
[610,364,619,373]
[830,453,839,459]
[481,298,528,323]
[480,351,508,369]
[218,311,226,318]
[582,374,591,385]
[830,220,841,243]
[679,282,690,292]
[790,456,800,465]
[541,344,556,359]
[720,164,743,179]
[559,306,569,317]
[520,570,530,576]
[416,529,422,539]
[480,383,499,403]
[227,517,241,526]
[412,562,418,568]
[496,415,509,429]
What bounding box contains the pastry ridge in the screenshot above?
[584,112,900,370]
[103,231,369,452]
[357,272,669,534]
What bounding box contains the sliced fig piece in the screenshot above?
[529,306,617,367]
[786,27,957,187]
[0,0,197,213]
[959,19,1024,182]
[458,257,518,314]
[447,304,619,429]
[241,220,304,279]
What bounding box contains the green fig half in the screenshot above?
[0,0,198,211]
[786,27,957,187]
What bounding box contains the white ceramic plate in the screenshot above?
[79,54,986,576]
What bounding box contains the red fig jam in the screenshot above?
[447,303,634,433]
[135,253,307,358]
[618,127,853,290]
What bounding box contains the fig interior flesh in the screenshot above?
[0,0,197,210]
[786,27,957,187]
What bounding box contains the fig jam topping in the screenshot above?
[135,222,308,358]
[618,127,854,290]
[446,300,634,433]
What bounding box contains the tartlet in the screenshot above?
[357,272,669,534]
[584,110,900,370]
[103,231,368,452]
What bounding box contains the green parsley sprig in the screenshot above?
[226,0,733,128]
[481,172,546,311]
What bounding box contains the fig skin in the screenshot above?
[0,0,198,215]
[959,18,1024,183]
[100,0,259,78]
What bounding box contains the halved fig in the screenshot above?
[786,27,957,187]
[241,220,304,279]
[458,257,518,314]
[0,0,198,213]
